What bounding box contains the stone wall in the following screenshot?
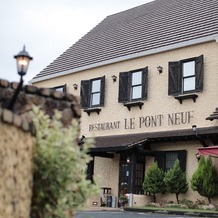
[0,120,34,218]
[0,79,81,218]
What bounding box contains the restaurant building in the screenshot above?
[30,0,218,206]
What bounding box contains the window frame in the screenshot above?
[155,150,187,172]
[90,78,101,107]
[118,67,148,103]
[51,84,66,92]
[80,76,105,109]
[168,55,203,96]
[131,71,143,101]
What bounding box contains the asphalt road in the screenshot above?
[75,211,195,218]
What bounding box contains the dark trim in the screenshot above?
[175,94,198,104]
[84,108,101,116]
[51,84,66,92]
[123,101,144,111]
[89,144,137,153]
[89,152,114,158]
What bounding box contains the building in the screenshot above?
[30,0,218,206]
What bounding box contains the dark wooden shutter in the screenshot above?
[154,151,165,171]
[168,61,181,96]
[80,80,90,108]
[178,150,187,172]
[100,76,105,106]
[118,72,129,103]
[141,67,148,100]
[195,55,204,92]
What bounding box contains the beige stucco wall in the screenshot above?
[33,41,218,206]
[33,41,218,138]
[86,154,120,207]
[0,122,34,218]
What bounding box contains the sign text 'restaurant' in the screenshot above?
[89,111,193,132]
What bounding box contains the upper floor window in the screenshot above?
[168,55,203,96]
[52,84,66,92]
[131,71,142,100]
[80,76,105,109]
[118,67,148,103]
[91,79,101,106]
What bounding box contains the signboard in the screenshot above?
[88,111,194,132]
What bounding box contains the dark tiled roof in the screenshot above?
[32,0,218,82]
[90,127,218,152]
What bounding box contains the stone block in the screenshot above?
[3,109,13,124]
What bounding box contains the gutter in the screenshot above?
[29,34,218,84]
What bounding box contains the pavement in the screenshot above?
[84,206,218,217]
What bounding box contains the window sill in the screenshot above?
[84,108,101,116]
[123,101,144,111]
[175,94,198,104]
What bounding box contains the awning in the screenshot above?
[89,133,149,153]
[198,146,218,156]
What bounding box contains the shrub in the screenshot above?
[143,162,166,203]
[164,159,188,204]
[191,156,218,204]
[180,199,196,209]
[30,106,98,218]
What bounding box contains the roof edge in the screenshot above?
[30,34,218,84]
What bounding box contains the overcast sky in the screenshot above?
[0,0,153,84]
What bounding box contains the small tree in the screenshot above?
[31,106,98,218]
[164,159,188,204]
[143,162,166,203]
[191,156,218,204]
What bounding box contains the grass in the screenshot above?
[129,205,218,214]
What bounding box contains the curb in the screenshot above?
[125,207,218,217]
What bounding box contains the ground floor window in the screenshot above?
[155,150,187,172]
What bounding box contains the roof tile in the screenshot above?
[32,0,218,81]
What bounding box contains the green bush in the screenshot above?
[191,156,218,204]
[30,106,98,218]
[180,199,196,209]
[143,162,166,203]
[164,159,188,204]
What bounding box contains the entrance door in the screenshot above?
[119,153,145,195]
[119,153,130,195]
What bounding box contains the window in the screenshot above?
[183,61,195,92]
[91,79,101,106]
[168,55,203,96]
[80,76,105,109]
[165,152,178,171]
[51,84,66,92]
[118,67,148,109]
[155,150,186,172]
[131,71,142,100]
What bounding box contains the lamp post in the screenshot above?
[7,46,33,111]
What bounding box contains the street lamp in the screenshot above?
[14,45,33,77]
[7,46,33,110]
